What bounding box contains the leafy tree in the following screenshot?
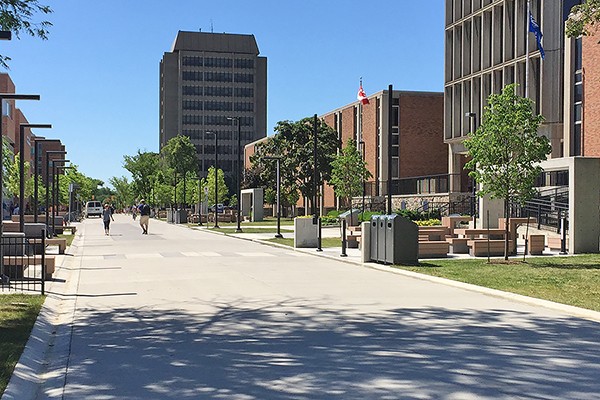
[4,152,34,199]
[0,0,52,69]
[123,151,160,203]
[566,0,600,38]
[251,117,338,213]
[329,138,372,209]
[203,166,228,205]
[161,135,198,207]
[109,176,134,209]
[464,83,551,260]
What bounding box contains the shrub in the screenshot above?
[415,219,442,226]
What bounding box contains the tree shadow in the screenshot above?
[57,299,600,399]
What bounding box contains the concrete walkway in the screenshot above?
[3,214,600,399]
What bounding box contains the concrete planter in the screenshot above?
[294,217,318,248]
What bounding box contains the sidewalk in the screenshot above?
[4,215,600,399]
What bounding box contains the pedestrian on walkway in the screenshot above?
[102,203,114,235]
[138,199,150,234]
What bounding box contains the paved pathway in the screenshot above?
[3,214,600,399]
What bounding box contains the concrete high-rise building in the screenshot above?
[160,31,267,186]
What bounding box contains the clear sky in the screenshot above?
[3,0,445,186]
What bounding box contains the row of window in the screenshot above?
[182,71,254,83]
[182,86,254,98]
[183,130,255,142]
[182,56,255,69]
[182,100,254,112]
[182,115,254,126]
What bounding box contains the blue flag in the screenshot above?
[529,12,545,59]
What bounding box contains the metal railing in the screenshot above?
[1,233,46,294]
[511,186,569,233]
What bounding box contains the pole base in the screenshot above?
[316,248,323,252]
[340,254,348,257]
[274,234,283,239]
[235,228,243,233]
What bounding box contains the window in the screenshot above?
[182,99,203,110]
[235,87,254,97]
[205,72,232,82]
[182,56,202,66]
[235,59,254,69]
[204,101,232,111]
[183,86,202,96]
[234,73,254,83]
[205,57,232,68]
[234,102,254,112]
[205,86,233,97]
[182,71,203,81]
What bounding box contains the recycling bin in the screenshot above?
[370,215,379,262]
[377,215,387,263]
[385,214,418,264]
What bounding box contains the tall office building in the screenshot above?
[444,0,569,193]
[160,31,267,187]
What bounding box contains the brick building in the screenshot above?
[245,89,447,213]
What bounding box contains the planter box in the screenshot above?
[294,217,318,248]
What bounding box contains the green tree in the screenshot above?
[109,176,134,209]
[464,84,551,260]
[4,152,34,200]
[251,117,338,213]
[329,138,372,209]
[203,166,228,206]
[0,0,52,69]
[161,135,198,207]
[566,0,600,38]
[123,151,159,203]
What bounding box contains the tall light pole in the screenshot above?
[19,123,51,232]
[313,114,318,223]
[465,112,478,228]
[54,164,73,236]
[33,138,57,223]
[227,116,242,233]
[52,160,70,236]
[44,150,66,237]
[207,131,220,229]
[0,93,41,283]
[359,140,366,220]
[265,156,283,238]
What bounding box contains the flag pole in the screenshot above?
[525,0,530,99]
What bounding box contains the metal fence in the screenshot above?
[0,233,46,294]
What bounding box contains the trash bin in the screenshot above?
[174,209,187,224]
[377,215,387,263]
[385,214,418,264]
[370,215,379,262]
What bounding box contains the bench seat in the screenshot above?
[419,241,449,258]
[547,237,568,251]
[446,237,469,254]
[29,238,67,254]
[467,240,514,257]
[3,255,56,280]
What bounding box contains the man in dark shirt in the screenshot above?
[137,199,150,234]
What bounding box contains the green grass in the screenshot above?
[215,217,295,227]
[396,255,600,311]
[266,237,343,248]
[209,227,294,234]
[0,294,45,395]
[57,234,74,247]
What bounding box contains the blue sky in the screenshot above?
[3,0,445,186]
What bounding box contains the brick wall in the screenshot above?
[583,32,600,157]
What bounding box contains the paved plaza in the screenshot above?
[3,214,600,399]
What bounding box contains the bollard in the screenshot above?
[316,217,323,252]
[341,219,347,257]
[560,217,567,255]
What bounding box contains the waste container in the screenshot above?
[377,215,387,263]
[174,209,187,224]
[370,215,379,262]
[385,214,418,264]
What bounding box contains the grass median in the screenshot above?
[266,237,343,248]
[396,255,600,312]
[0,294,45,395]
[209,227,294,235]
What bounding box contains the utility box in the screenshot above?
[370,215,379,262]
[385,214,418,264]
[377,215,387,263]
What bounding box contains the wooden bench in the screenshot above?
[446,237,469,254]
[548,237,568,251]
[527,234,545,255]
[419,241,449,258]
[62,226,77,234]
[3,255,56,280]
[29,238,67,254]
[467,240,514,257]
[418,226,449,241]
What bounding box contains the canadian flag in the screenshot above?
[357,82,370,105]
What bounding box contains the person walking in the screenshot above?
[138,199,150,234]
[102,203,114,236]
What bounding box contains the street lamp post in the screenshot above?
[312,114,319,223]
[359,140,366,220]
[465,112,478,228]
[0,93,41,283]
[265,156,283,239]
[206,131,219,229]
[54,164,73,236]
[19,124,51,232]
[44,151,66,237]
[52,160,70,237]
[227,117,242,233]
[33,138,57,223]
